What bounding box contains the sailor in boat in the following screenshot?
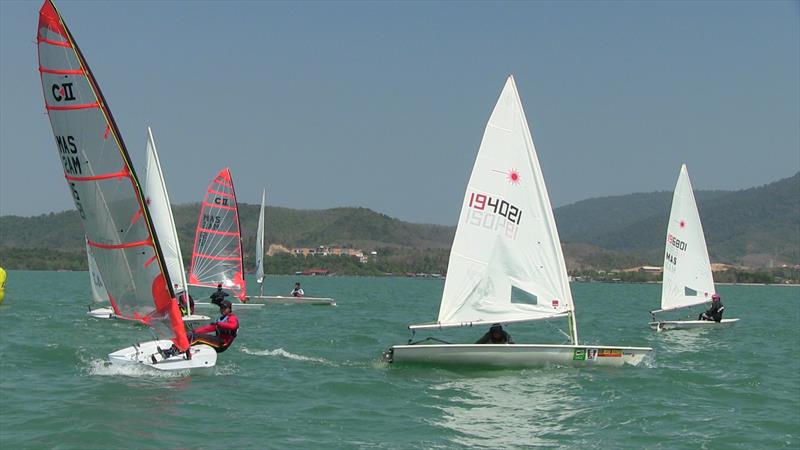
[475,324,514,344]
[210,283,229,306]
[290,282,304,298]
[161,300,239,357]
[176,287,195,316]
[698,294,725,322]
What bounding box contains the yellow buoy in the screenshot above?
[0,266,6,304]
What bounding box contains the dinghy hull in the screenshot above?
[109,339,217,371]
[650,318,739,331]
[384,344,652,367]
[246,295,336,306]
[87,307,114,319]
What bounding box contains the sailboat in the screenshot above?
[189,168,250,306]
[383,76,652,367]
[649,164,739,330]
[246,190,336,306]
[142,127,209,323]
[37,0,215,370]
[86,237,114,319]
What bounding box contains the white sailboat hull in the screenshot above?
[384,344,652,367]
[246,295,336,306]
[650,318,740,331]
[195,302,265,309]
[182,314,211,323]
[87,307,114,319]
[108,339,217,371]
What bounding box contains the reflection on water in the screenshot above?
[428,371,582,448]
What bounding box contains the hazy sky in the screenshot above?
[1,0,798,225]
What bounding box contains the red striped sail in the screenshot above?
[36,0,189,350]
[188,168,247,301]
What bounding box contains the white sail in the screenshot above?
[256,189,266,286]
[143,127,188,296]
[413,76,577,342]
[659,164,715,312]
[86,236,109,305]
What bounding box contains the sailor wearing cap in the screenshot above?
[188,299,240,352]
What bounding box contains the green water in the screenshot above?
[0,271,797,449]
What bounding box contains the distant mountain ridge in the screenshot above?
[0,173,796,270]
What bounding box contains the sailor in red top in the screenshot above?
[188,299,239,353]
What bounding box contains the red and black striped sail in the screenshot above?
[189,168,247,301]
[36,0,188,350]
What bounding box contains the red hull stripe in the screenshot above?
[47,102,100,111]
[198,228,239,237]
[88,238,152,250]
[37,36,71,48]
[39,66,84,75]
[193,253,241,262]
[202,201,237,211]
[64,168,128,182]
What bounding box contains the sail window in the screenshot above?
[684,286,698,296]
[511,285,538,305]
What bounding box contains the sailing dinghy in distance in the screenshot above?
[246,190,336,306]
[649,165,739,331]
[37,0,215,370]
[189,168,247,306]
[382,76,652,367]
[86,237,114,319]
[142,127,209,323]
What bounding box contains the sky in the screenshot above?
[1,0,798,225]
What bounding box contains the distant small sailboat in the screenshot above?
[383,76,652,367]
[37,0,215,370]
[649,164,739,330]
[143,127,208,323]
[189,168,247,302]
[246,189,336,306]
[85,237,114,319]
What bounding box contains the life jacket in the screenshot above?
[216,314,238,337]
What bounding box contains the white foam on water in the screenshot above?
[84,357,186,378]
[239,347,334,365]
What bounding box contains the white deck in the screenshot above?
[650,318,740,331]
[384,343,652,367]
[195,301,265,309]
[246,295,336,306]
[108,339,217,371]
[87,307,114,319]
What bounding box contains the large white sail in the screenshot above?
[143,127,188,296]
[37,0,189,350]
[659,164,715,312]
[413,76,576,341]
[255,189,266,287]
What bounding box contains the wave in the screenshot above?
[239,347,334,366]
[83,357,187,378]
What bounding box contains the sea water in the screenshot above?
[0,271,797,449]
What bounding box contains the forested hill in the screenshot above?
[555,172,800,266]
[1,173,796,271]
[0,205,453,254]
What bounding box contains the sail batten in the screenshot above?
[37,0,188,351]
